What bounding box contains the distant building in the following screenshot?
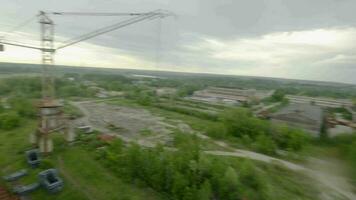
[286,95,353,108]
[82,80,97,87]
[155,87,177,96]
[270,103,324,136]
[190,87,273,105]
[67,77,75,81]
[328,125,354,138]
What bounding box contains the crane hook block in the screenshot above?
[0,44,4,52]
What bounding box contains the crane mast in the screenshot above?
[39,11,55,101]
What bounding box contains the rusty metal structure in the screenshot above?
[0,10,172,153]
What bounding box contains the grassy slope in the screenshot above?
[0,121,162,200]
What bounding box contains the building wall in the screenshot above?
[286,95,353,108]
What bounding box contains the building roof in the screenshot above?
[271,103,323,124]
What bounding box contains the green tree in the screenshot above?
[10,98,36,118]
[220,167,240,200]
[172,172,189,199]
[136,92,153,106]
[197,180,212,200]
[271,89,286,102]
[272,125,309,151]
[254,134,277,155]
[220,108,269,138]
[177,85,201,97]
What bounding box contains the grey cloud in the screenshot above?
[1,0,356,84]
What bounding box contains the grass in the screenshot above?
[0,120,37,170]
[0,119,163,200]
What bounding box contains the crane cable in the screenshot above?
[56,11,167,50]
[0,15,37,41]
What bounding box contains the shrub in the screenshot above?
[205,123,227,139]
[253,134,277,155]
[0,112,21,130]
[10,98,36,118]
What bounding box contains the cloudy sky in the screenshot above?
[0,0,356,84]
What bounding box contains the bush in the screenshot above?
[253,134,277,155]
[0,77,41,97]
[0,112,21,130]
[218,108,309,153]
[10,98,36,118]
[220,108,269,139]
[272,125,310,151]
[205,123,227,139]
[136,92,155,106]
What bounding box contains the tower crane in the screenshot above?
[0,9,173,153]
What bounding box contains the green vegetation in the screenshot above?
[0,112,20,130]
[205,108,310,155]
[328,107,353,121]
[176,84,203,97]
[0,76,41,98]
[1,65,355,199]
[108,97,309,156]
[9,97,37,118]
[154,103,218,121]
[0,121,162,200]
[270,89,286,102]
[83,134,319,200]
[314,134,356,186]
[62,101,84,119]
[1,113,318,200]
[0,98,35,130]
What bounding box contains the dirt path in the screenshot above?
[70,100,356,200]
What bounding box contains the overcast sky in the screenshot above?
[0,0,356,84]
